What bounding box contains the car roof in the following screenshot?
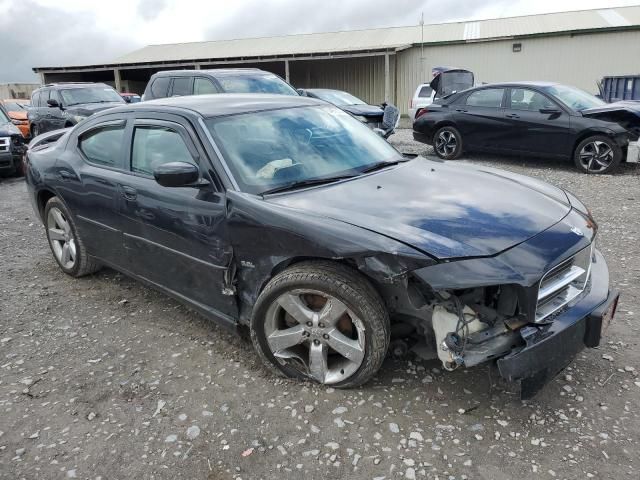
[103,93,325,118]
[151,68,273,78]
[37,82,112,91]
[473,81,560,89]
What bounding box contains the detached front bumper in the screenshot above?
[497,249,619,399]
[627,140,639,163]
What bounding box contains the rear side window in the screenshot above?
[150,77,171,98]
[418,86,433,98]
[131,126,196,176]
[78,124,125,167]
[465,89,505,108]
[171,77,193,96]
[194,77,218,95]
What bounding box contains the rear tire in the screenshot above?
[433,126,463,160]
[573,135,622,174]
[44,197,102,277]
[250,261,390,388]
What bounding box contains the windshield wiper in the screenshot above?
[359,158,406,174]
[261,174,357,195]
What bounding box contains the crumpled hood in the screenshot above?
[266,158,571,260]
[67,102,124,116]
[581,101,640,116]
[341,104,383,117]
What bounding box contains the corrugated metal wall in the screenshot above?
[397,29,640,115]
[290,56,395,106]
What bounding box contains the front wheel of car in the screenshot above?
[31,124,40,138]
[573,135,622,174]
[251,261,390,388]
[433,126,463,160]
[44,197,102,277]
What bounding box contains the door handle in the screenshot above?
[455,109,468,113]
[120,186,137,201]
[505,113,520,119]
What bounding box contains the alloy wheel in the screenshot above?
[264,289,366,384]
[47,207,77,269]
[435,130,457,156]
[579,141,614,173]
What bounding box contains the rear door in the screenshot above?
[501,87,572,156]
[116,113,237,322]
[170,77,194,97]
[56,114,132,265]
[452,88,510,149]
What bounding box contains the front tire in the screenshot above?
[250,261,390,388]
[44,197,101,277]
[433,126,463,160]
[573,135,622,174]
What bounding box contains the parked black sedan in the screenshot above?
[299,88,399,137]
[25,94,618,397]
[413,81,640,173]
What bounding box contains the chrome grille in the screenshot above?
[0,137,9,153]
[535,243,593,322]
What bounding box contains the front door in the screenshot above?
[501,88,572,156]
[117,114,237,322]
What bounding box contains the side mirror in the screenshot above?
[296,89,305,96]
[539,108,561,115]
[123,96,132,103]
[47,98,60,108]
[153,161,200,187]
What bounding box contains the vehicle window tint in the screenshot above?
[78,124,125,167]
[465,89,504,108]
[509,89,556,111]
[194,77,218,95]
[418,86,433,98]
[150,77,171,98]
[171,77,193,96]
[131,126,196,176]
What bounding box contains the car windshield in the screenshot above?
[59,87,125,106]
[311,90,366,106]
[216,74,298,95]
[3,101,29,111]
[543,85,606,111]
[205,105,402,195]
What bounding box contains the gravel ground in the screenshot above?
[1,130,639,480]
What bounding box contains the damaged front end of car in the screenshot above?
[362,207,619,399]
[582,102,640,163]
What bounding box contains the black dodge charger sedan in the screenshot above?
[413,81,640,173]
[25,94,618,397]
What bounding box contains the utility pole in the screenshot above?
[420,12,425,79]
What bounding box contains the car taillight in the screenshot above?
[415,108,428,119]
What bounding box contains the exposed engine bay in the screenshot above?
[386,283,527,371]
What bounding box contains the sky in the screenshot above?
[0,0,638,82]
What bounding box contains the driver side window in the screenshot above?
[131,125,196,176]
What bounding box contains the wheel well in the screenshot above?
[37,189,56,220]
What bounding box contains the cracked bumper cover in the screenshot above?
[497,249,619,399]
